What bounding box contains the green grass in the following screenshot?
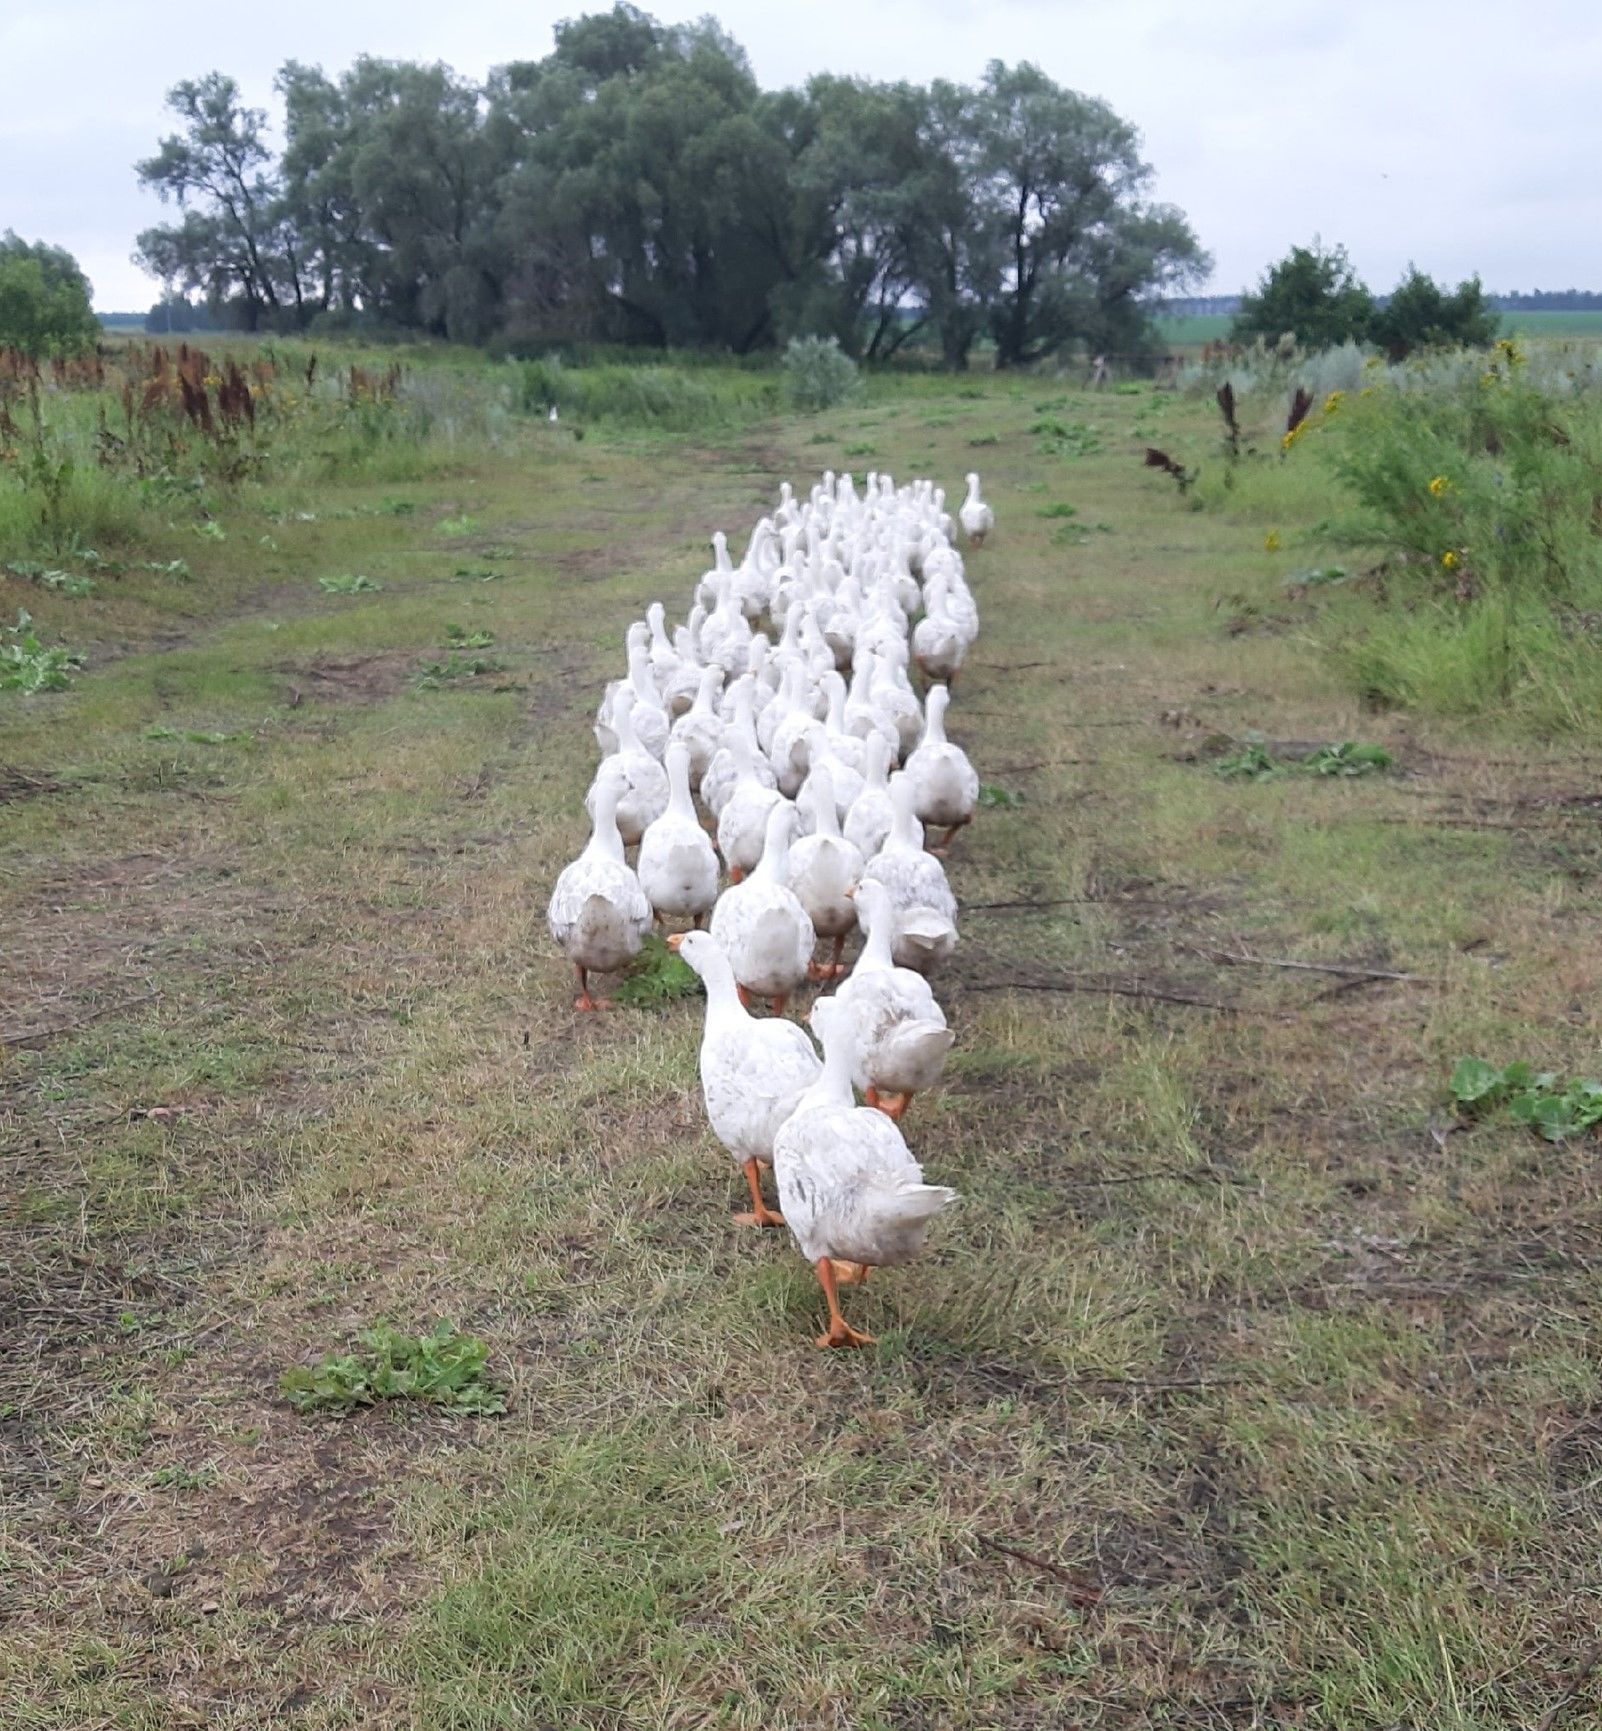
[3,341,1601,1729]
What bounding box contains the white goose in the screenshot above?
[835,880,953,1119]
[771,996,959,1349]
[667,930,820,1229]
[716,754,786,883]
[902,684,978,854]
[636,743,719,927]
[585,694,668,848]
[709,801,814,1015]
[668,664,725,789]
[547,776,652,1011]
[701,680,775,820]
[958,471,994,547]
[787,762,863,981]
[843,730,895,861]
[859,772,958,974]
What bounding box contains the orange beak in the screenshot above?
[666,933,684,952]
[843,885,857,900]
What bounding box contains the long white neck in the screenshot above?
[666,747,695,819]
[753,806,792,883]
[805,765,840,837]
[888,775,922,849]
[698,942,747,1027]
[923,685,949,747]
[798,1014,856,1111]
[587,783,626,863]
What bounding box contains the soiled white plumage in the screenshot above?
[674,930,820,1168]
[547,778,652,1000]
[903,684,978,832]
[860,771,958,973]
[834,880,952,1103]
[710,802,814,1004]
[637,743,719,925]
[773,998,958,1271]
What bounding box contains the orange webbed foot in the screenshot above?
[816,1318,877,1349]
[828,1258,870,1287]
[733,1206,786,1229]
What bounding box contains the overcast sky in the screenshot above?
[3,0,1599,310]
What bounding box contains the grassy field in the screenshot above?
[1157,308,1602,348]
[4,354,1602,1729]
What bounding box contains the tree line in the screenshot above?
[132,3,1208,366]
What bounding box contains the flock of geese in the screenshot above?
[548,470,995,1347]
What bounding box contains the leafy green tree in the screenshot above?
[0,235,100,356]
[968,61,1208,367]
[1371,266,1497,359]
[136,74,298,328]
[1233,241,1374,349]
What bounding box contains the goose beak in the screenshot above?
[666,933,684,952]
[842,886,856,900]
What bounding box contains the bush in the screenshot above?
[782,336,860,413]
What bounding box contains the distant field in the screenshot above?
[1156,309,1602,349]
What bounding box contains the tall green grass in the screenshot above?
[516,355,781,432]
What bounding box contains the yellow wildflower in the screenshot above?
[1324,390,1345,415]
[1495,336,1524,367]
[1441,550,1460,570]
[1428,475,1449,498]
[1264,530,1282,552]
[1359,386,1375,397]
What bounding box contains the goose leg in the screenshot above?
[829,1258,870,1286]
[737,984,754,1010]
[868,1090,910,1122]
[573,966,610,1012]
[729,865,745,885]
[732,1157,785,1229]
[806,932,847,982]
[770,993,789,1017]
[814,1257,875,1349]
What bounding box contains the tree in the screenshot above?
[967,61,1207,367]
[0,234,100,356]
[1371,266,1497,359]
[136,74,301,328]
[1232,241,1373,349]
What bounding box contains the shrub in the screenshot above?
[782,336,860,413]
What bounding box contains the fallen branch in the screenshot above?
[1199,948,1421,983]
[973,1536,1103,1607]
[1,989,160,1049]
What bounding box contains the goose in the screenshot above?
[868,652,923,760]
[585,694,668,847]
[859,772,958,974]
[771,996,959,1349]
[547,775,652,1010]
[666,930,820,1229]
[694,531,735,611]
[700,575,753,676]
[843,731,895,861]
[668,665,725,789]
[716,754,786,883]
[709,801,814,1015]
[637,743,720,927]
[902,684,978,854]
[912,576,971,686]
[835,880,953,1119]
[798,723,864,820]
[786,762,863,981]
[700,680,775,820]
[959,472,994,547]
